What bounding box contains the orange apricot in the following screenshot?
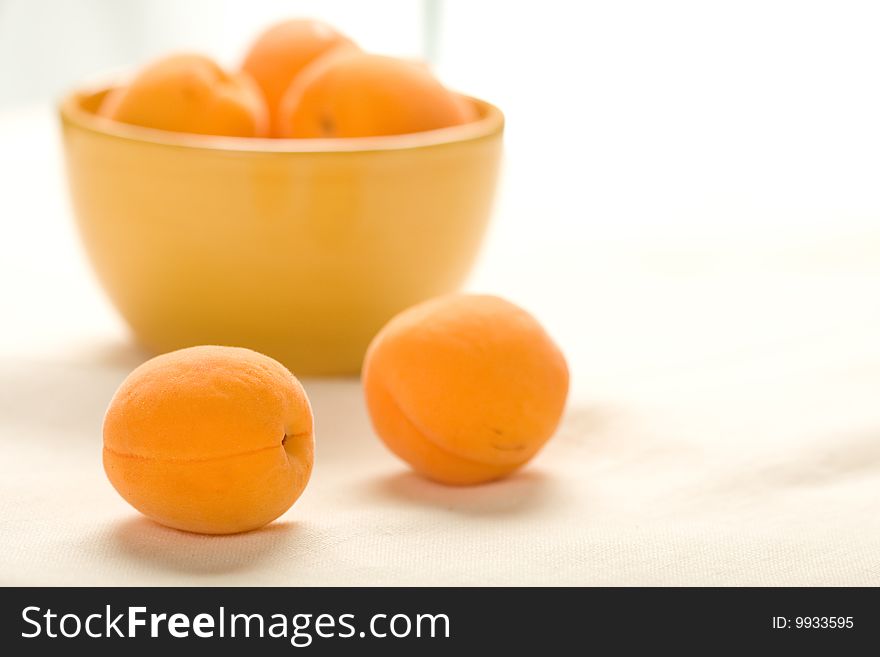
[103,345,314,534]
[363,294,569,485]
[278,52,476,138]
[98,54,268,137]
[241,19,356,135]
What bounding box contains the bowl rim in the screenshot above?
[58,84,504,154]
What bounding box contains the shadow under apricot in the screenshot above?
[109,516,304,576]
[367,468,564,517]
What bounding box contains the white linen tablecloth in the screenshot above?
[1,108,879,585]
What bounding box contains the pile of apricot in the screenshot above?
[98,18,475,139]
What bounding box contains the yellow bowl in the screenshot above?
[59,87,503,375]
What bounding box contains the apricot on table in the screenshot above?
[98,54,268,137]
[278,52,476,138]
[241,18,356,136]
[362,294,569,485]
[103,345,314,534]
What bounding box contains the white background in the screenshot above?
[1,2,880,585]
[6,0,880,220]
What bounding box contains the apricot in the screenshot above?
[103,346,314,534]
[363,294,569,485]
[278,52,476,138]
[241,19,356,135]
[98,54,268,137]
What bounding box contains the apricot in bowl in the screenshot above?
[103,345,313,535]
[99,53,268,137]
[241,18,357,136]
[278,51,475,138]
[363,294,569,485]
[59,83,503,374]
